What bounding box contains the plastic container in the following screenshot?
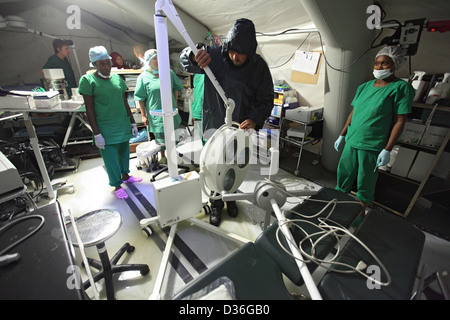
[411,71,426,102]
[426,73,450,104]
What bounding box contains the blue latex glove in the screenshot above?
[376,149,391,167]
[94,133,105,149]
[334,135,345,152]
[131,123,139,137]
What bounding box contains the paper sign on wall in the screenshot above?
[292,51,321,75]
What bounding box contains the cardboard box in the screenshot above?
[390,146,417,177]
[398,121,426,145]
[419,126,448,149]
[407,151,435,182]
[432,151,450,179]
[0,94,35,109]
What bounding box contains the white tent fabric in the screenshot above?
[1,0,449,170]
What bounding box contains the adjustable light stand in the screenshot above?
[143,0,322,300]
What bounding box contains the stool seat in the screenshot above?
[67,209,149,300]
[69,209,122,247]
[136,140,161,161]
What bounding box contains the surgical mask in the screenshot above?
[151,68,159,75]
[97,71,110,79]
[373,68,392,80]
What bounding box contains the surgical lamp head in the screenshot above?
[200,124,251,198]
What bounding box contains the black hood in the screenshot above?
[223,18,257,57]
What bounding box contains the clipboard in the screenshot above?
[291,51,323,85]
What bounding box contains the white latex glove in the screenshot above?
[94,133,105,149]
[131,123,139,137]
[376,149,391,167]
[334,135,345,152]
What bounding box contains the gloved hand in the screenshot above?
[131,123,139,137]
[334,135,345,152]
[376,149,391,167]
[94,133,105,149]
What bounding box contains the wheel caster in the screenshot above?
[141,266,150,276]
[203,204,211,215]
[127,245,135,253]
[142,225,153,237]
[137,165,142,170]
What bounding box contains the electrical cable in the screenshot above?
[267,179,392,286]
[0,215,45,257]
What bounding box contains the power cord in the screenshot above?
[0,215,45,267]
[268,180,392,287]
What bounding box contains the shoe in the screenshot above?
[114,187,128,199]
[226,201,238,218]
[123,175,143,183]
[210,207,222,226]
[210,198,224,226]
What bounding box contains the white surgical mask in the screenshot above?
[373,68,392,80]
[97,71,110,79]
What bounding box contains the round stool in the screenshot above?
[68,209,149,300]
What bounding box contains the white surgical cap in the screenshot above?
[89,46,111,67]
[144,49,157,63]
[375,46,406,71]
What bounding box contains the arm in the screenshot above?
[384,113,407,151]
[83,94,100,135]
[122,93,135,124]
[340,110,354,137]
[137,100,148,126]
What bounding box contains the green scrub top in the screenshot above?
[42,54,77,96]
[191,74,205,120]
[78,73,132,144]
[134,69,183,133]
[346,78,414,151]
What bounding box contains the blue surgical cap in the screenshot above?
[89,46,112,67]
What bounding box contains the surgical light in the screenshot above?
[200,123,251,198]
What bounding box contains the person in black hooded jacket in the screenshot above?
[180,18,273,226]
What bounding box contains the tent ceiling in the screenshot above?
[1,0,449,48]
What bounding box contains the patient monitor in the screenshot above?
[0,151,24,195]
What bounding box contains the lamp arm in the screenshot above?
[155,0,235,126]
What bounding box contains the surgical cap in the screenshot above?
[144,49,157,64]
[89,46,112,67]
[375,46,406,71]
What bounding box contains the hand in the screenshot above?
[94,133,105,149]
[334,135,345,152]
[239,119,256,131]
[131,123,139,137]
[376,149,391,167]
[194,49,211,69]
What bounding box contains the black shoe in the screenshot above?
[226,201,238,218]
[210,206,222,226]
[210,198,223,226]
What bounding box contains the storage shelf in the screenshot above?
[374,101,450,218]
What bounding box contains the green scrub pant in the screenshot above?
[99,141,130,187]
[335,144,379,204]
[153,130,179,151]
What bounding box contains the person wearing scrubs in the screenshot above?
[134,49,183,164]
[179,18,273,226]
[192,73,205,143]
[79,46,141,200]
[334,46,415,217]
[42,39,77,98]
